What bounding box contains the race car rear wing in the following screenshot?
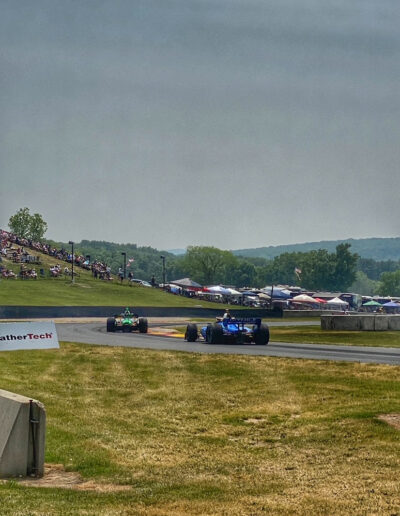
[226,317,262,327]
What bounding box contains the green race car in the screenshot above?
[106,308,148,333]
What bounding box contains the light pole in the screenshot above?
[68,241,74,284]
[160,255,166,288]
[121,252,126,280]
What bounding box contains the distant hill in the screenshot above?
[233,237,400,261]
[167,248,186,256]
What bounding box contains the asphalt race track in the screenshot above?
[56,323,400,366]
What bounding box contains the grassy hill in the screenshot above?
[233,237,400,261]
[0,249,215,307]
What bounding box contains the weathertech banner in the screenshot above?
[0,321,59,351]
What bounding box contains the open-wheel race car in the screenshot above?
[106,308,148,333]
[185,317,269,345]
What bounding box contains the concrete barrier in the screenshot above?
[0,390,45,477]
[321,314,400,331]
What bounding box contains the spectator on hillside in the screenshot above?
[50,264,61,277]
[118,267,124,283]
[2,229,115,281]
[2,269,16,279]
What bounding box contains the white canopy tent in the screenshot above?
[327,297,349,307]
[205,286,232,295]
[225,288,242,296]
[291,294,320,304]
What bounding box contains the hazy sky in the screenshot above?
[1,0,399,250]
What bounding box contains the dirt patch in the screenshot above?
[377,413,400,430]
[6,464,131,492]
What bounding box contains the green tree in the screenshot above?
[8,207,32,239]
[225,259,256,288]
[8,207,48,240]
[272,252,303,286]
[300,249,336,291]
[29,212,48,241]
[358,257,400,281]
[349,271,378,296]
[333,243,358,291]
[377,270,400,296]
[182,246,236,285]
[255,245,358,292]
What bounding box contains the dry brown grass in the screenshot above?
[0,344,399,515]
[13,464,131,492]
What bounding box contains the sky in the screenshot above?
[1,0,400,251]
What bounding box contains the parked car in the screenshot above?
[130,278,152,287]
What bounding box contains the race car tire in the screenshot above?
[138,317,148,333]
[122,325,132,333]
[209,323,224,344]
[185,323,198,342]
[106,317,116,332]
[205,324,212,343]
[253,324,270,345]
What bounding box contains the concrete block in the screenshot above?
[374,316,389,331]
[320,316,331,330]
[321,314,400,331]
[321,315,361,330]
[338,316,360,331]
[361,316,375,331]
[388,316,400,330]
[0,390,45,478]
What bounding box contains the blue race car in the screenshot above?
[185,317,269,345]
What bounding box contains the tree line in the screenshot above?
[6,208,400,295]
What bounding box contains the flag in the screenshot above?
[294,267,302,278]
[127,258,134,268]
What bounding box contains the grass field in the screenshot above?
[270,325,400,348]
[0,251,221,308]
[0,342,399,515]
[0,277,224,307]
[179,323,400,348]
[0,251,242,308]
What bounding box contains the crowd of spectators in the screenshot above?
[0,230,113,280]
[0,266,16,279]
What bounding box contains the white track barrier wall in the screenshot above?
[0,390,46,477]
[321,314,400,331]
